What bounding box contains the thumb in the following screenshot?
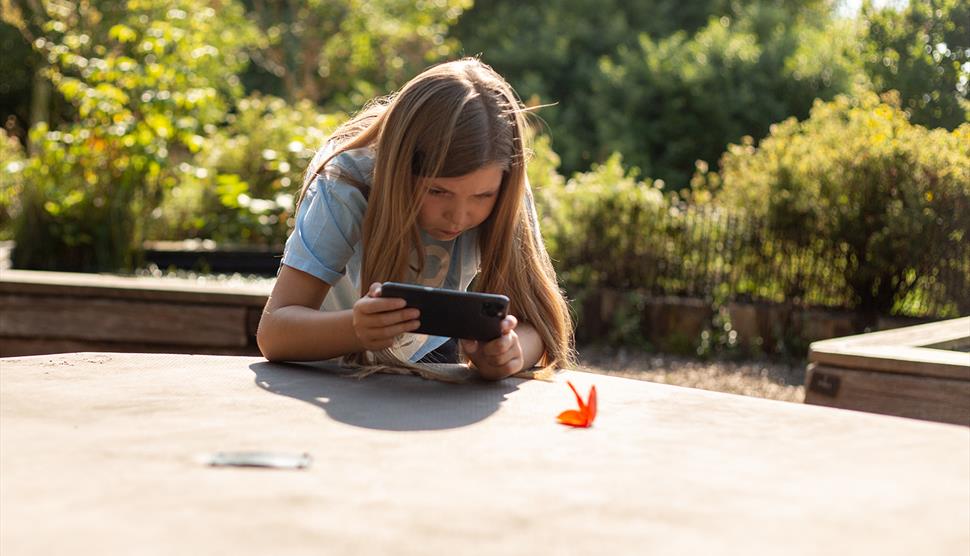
[502,315,518,334]
[368,282,382,297]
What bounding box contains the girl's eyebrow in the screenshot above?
[428,182,500,195]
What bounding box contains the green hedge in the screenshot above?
[531,93,969,324]
[710,92,970,317]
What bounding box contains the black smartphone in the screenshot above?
[380,282,509,341]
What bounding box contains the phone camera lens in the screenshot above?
[482,302,504,317]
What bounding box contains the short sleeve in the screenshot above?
[281,176,367,285]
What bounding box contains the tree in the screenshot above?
[860,0,970,129]
[452,0,734,176]
[590,2,861,187]
[242,0,470,108]
[452,0,856,184]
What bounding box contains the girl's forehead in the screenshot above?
[426,163,505,192]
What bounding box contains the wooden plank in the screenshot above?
[0,269,271,307]
[809,345,970,380]
[0,337,260,358]
[811,316,969,349]
[0,294,249,347]
[809,317,970,381]
[804,363,970,426]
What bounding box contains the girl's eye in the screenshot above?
[429,189,449,196]
[476,192,497,199]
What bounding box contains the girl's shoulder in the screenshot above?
[307,144,374,202]
[329,147,375,182]
[318,145,375,200]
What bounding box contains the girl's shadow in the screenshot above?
[248,360,519,431]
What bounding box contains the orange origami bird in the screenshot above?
[557,381,597,427]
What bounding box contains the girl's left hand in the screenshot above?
[460,315,523,380]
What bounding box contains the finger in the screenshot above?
[357,296,408,314]
[487,343,518,367]
[460,339,479,355]
[361,319,421,343]
[504,356,523,374]
[365,307,420,328]
[369,319,421,340]
[477,356,522,380]
[483,331,515,357]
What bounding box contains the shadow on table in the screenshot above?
[248,360,519,432]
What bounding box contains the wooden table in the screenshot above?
[2,352,968,555]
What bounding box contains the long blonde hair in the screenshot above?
[301,58,576,370]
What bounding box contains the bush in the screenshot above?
[710,91,970,317]
[533,149,672,290]
[146,94,345,247]
[11,0,258,271]
[14,123,183,271]
[0,129,24,240]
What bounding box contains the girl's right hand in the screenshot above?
[352,282,421,350]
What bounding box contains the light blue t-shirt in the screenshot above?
[281,146,481,362]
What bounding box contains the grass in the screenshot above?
[576,345,806,403]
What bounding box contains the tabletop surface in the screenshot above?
[1,352,968,555]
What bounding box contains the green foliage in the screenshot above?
[860,0,970,129]
[590,3,861,188]
[10,0,259,271]
[242,0,471,108]
[0,128,25,240]
[711,91,970,316]
[454,0,857,184]
[534,151,670,290]
[15,122,158,270]
[0,14,36,140]
[453,0,733,176]
[147,94,346,246]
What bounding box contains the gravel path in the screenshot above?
[576,346,807,403]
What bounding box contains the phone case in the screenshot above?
[380,282,509,341]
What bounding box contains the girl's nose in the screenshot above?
[444,202,469,227]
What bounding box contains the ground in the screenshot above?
[576,346,806,403]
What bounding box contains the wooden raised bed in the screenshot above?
[806,317,970,426]
[0,270,271,357]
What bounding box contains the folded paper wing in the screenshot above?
[557,381,597,428]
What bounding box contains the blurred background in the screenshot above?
[0,0,967,362]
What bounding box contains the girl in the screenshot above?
[256,58,575,380]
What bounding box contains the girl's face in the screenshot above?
[417,163,504,241]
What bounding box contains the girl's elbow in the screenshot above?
[256,333,277,362]
[255,316,282,362]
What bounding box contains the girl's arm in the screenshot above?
[256,266,419,362]
[514,321,545,369]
